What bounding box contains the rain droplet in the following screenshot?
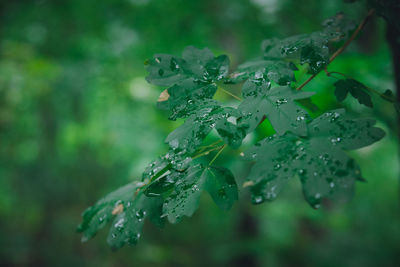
[298,169,306,176]
[114,218,125,230]
[274,164,281,170]
[253,196,263,204]
[135,210,146,221]
[254,71,263,79]
[191,184,199,192]
[276,98,288,105]
[170,58,180,71]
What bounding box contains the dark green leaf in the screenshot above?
[142,150,193,185]
[165,100,226,153]
[238,80,314,136]
[334,79,373,107]
[204,166,238,210]
[261,33,330,74]
[162,164,238,223]
[157,79,217,120]
[260,13,354,74]
[215,107,247,148]
[77,182,163,249]
[322,12,356,40]
[145,54,186,86]
[243,109,385,208]
[228,59,296,85]
[162,165,205,223]
[146,46,229,86]
[107,192,163,249]
[146,46,230,120]
[165,99,248,152]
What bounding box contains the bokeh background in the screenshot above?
[0,0,399,266]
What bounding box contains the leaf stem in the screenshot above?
[296,9,375,91]
[196,140,223,154]
[199,139,223,149]
[219,87,242,101]
[208,144,226,166]
[192,145,224,160]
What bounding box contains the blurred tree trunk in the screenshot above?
[386,22,400,205]
[229,201,260,267]
[386,25,400,103]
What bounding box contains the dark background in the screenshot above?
[0,0,399,266]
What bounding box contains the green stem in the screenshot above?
[208,145,226,166]
[197,140,223,153]
[192,145,224,160]
[219,87,242,101]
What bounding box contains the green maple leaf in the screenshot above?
[159,164,238,223]
[243,109,385,208]
[146,46,229,86]
[334,78,373,107]
[146,46,230,120]
[77,182,164,249]
[237,80,314,136]
[322,12,355,40]
[164,98,248,152]
[165,99,227,153]
[261,13,355,74]
[156,79,218,120]
[141,150,193,184]
[227,59,297,85]
[214,107,248,149]
[262,33,330,74]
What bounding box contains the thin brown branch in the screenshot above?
[296,9,375,91]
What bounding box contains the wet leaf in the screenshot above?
[261,13,355,74]
[146,46,230,120]
[204,166,238,210]
[238,80,314,136]
[228,59,296,85]
[162,164,238,223]
[215,107,248,148]
[165,99,226,153]
[322,12,356,40]
[156,79,217,120]
[77,182,164,249]
[243,109,385,208]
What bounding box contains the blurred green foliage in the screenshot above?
[0,0,399,266]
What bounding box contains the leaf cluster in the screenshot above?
[78,13,386,249]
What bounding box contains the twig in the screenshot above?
[296,9,375,91]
